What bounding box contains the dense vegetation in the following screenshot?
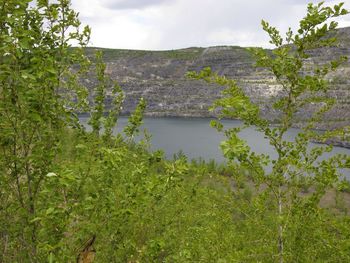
[0,1,350,262]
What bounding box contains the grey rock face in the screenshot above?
[83,27,350,130]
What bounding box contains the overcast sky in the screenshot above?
[70,0,350,50]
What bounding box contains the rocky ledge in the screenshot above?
[81,27,350,144]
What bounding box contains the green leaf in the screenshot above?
[46,207,55,215]
[30,217,42,223]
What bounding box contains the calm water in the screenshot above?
[79,116,350,169]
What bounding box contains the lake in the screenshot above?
[79,116,350,172]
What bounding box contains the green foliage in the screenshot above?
[87,50,126,141]
[88,51,108,136]
[0,0,90,261]
[1,1,350,262]
[103,81,124,141]
[189,1,350,262]
[88,49,147,142]
[124,97,147,139]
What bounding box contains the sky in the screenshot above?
[70,0,350,50]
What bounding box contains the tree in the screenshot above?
[87,49,146,144]
[188,2,350,262]
[0,0,90,261]
[123,97,147,140]
[88,50,125,140]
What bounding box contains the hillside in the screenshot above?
[82,27,350,130]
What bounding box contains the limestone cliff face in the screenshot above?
[82,27,350,130]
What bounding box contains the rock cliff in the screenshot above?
[82,27,350,130]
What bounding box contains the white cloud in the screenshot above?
[70,0,350,50]
[100,0,174,10]
[207,29,264,47]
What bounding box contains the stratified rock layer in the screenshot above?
[82,27,350,130]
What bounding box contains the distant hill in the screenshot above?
[81,27,350,130]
